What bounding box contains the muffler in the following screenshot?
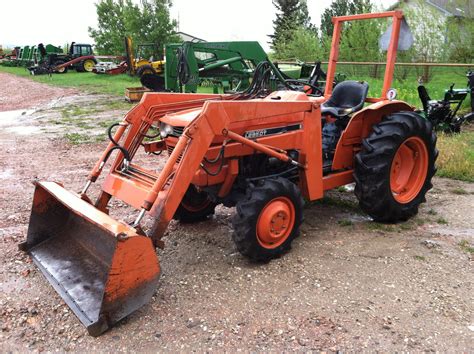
[20,181,160,336]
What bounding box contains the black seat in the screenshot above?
[321,80,369,118]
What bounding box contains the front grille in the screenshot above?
[171,126,184,137]
[167,145,183,163]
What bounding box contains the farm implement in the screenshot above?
[142,41,333,94]
[418,70,474,132]
[27,42,96,75]
[21,11,437,336]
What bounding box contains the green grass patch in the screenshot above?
[337,219,354,227]
[436,132,474,182]
[366,222,395,232]
[414,255,426,261]
[449,187,469,195]
[0,66,141,96]
[459,240,474,254]
[436,217,448,225]
[313,195,360,213]
[427,208,437,215]
[64,133,92,145]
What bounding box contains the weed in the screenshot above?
[64,133,90,145]
[337,219,353,227]
[314,196,360,213]
[459,240,474,254]
[450,187,469,195]
[366,222,395,232]
[414,255,426,261]
[436,132,474,182]
[427,208,437,215]
[399,222,414,230]
[436,217,448,225]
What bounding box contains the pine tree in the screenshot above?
[269,0,315,50]
[320,0,372,37]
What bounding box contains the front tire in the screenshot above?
[232,178,304,262]
[173,185,216,223]
[354,111,437,222]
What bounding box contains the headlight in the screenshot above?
[159,122,173,138]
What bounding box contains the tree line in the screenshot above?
[89,0,473,65]
[269,0,473,64]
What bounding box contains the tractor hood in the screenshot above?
[160,107,203,128]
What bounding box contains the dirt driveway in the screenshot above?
[0,74,473,351]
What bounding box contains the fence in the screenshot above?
[275,61,473,83]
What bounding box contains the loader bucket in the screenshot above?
[21,181,160,336]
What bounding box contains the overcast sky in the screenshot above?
[0,0,398,50]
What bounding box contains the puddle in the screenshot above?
[5,126,41,135]
[0,169,13,179]
[0,109,35,126]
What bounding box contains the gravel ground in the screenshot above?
[0,72,77,112]
[0,74,473,351]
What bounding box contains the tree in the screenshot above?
[269,0,315,50]
[89,0,179,55]
[445,0,474,63]
[320,0,372,37]
[273,26,323,61]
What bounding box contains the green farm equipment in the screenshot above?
[140,41,341,96]
[28,42,96,74]
[163,41,269,93]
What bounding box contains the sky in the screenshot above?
[0,0,398,51]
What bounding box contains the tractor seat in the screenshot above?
[321,80,369,118]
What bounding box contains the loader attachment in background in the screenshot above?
[20,181,160,336]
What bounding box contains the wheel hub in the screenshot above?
[390,136,429,203]
[257,197,295,249]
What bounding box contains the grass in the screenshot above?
[414,255,426,261]
[337,219,354,227]
[450,187,469,195]
[0,66,141,96]
[436,217,449,225]
[436,132,474,182]
[312,195,360,213]
[459,240,474,254]
[366,222,396,232]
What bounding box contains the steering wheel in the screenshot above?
[285,79,324,96]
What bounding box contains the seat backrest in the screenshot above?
[325,80,369,112]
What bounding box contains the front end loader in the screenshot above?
[22,11,437,336]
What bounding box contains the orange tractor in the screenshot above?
[21,11,437,336]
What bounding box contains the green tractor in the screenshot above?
[28,42,96,75]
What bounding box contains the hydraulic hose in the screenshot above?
[106,123,131,164]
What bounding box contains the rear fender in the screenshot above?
[332,100,413,170]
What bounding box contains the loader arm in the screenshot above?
[95,93,321,245]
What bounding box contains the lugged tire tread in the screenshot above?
[354,111,437,222]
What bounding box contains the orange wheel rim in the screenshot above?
[390,136,428,204]
[256,197,295,249]
[181,198,211,212]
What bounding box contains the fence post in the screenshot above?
[423,65,430,83]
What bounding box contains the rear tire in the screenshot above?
[137,65,156,77]
[54,60,68,73]
[78,59,96,73]
[354,111,437,222]
[173,185,216,223]
[232,178,304,262]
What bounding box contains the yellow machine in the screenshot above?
[124,37,164,77]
